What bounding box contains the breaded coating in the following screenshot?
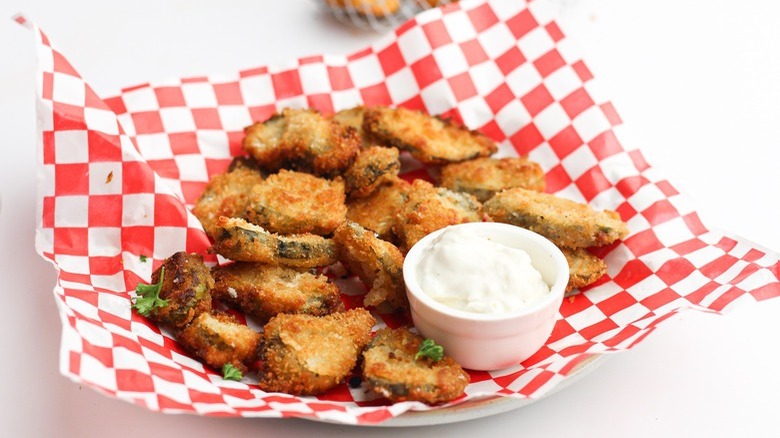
[209,217,339,268]
[177,311,261,374]
[362,328,469,405]
[147,252,213,328]
[484,187,629,248]
[192,157,265,238]
[440,157,545,202]
[561,247,607,292]
[258,308,375,395]
[346,177,410,242]
[343,146,400,198]
[331,106,369,146]
[394,179,485,253]
[333,221,407,311]
[244,169,346,235]
[211,262,344,322]
[363,106,497,164]
[325,0,401,18]
[242,107,360,177]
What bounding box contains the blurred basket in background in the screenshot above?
[323,0,458,31]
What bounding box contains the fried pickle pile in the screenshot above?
[134,105,629,405]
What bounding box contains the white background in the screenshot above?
[1,0,779,436]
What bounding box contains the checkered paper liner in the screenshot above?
[20,0,780,425]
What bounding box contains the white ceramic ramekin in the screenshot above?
[403,222,569,371]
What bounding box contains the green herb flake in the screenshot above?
[415,338,444,362]
[222,363,243,381]
[139,255,148,262]
[131,267,168,316]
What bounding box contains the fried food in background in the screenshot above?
[258,308,375,395]
[333,221,407,311]
[331,106,370,146]
[363,106,497,164]
[343,146,401,198]
[325,0,401,18]
[147,251,213,328]
[244,169,346,235]
[362,327,469,404]
[394,179,485,252]
[243,107,360,177]
[346,177,410,242]
[211,262,344,322]
[176,311,261,374]
[560,247,608,292]
[484,187,629,248]
[440,156,545,202]
[209,217,339,268]
[192,157,265,238]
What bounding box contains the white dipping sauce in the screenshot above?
[416,226,550,314]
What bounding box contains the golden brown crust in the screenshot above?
[192,158,265,238]
[148,252,213,328]
[325,0,401,18]
[333,221,408,311]
[484,187,629,248]
[176,311,261,374]
[258,308,375,395]
[561,247,607,292]
[439,157,545,202]
[244,169,346,235]
[346,177,411,242]
[343,146,401,198]
[394,179,485,253]
[362,327,469,404]
[331,106,370,146]
[211,262,344,322]
[363,106,497,164]
[209,216,339,268]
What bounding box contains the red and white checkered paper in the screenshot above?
[21,0,780,425]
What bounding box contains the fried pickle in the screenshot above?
[331,106,370,146]
[258,308,375,395]
[242,107,360,177]
[146,251,213,328]
[363,106,497,164]
[192,157,265,238]
[209,216,339,268]
[244,169,346,235]
[394,179,485,253]
[343,146,401,198]
[177,311,261,374]
[561,247,607,292]
[362,327,469,404]
[439,157,545,202]
[484,187,629,248]
[325,0,401,18]
[346,177,410,242]
[211,262,344,322]
[333,221,407,311]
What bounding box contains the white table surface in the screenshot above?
[2,0,779,436]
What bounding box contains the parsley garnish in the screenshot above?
[415,338,444,362]
[139,255,148,262]
[131,267,168,316]
[222,363,243,381]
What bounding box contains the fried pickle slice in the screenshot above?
[244,169,346,235]
[192,157,265,238]
[331,106,370,146]
[209,216,339,268]
[363,106,497,164]
[362,327,469,405]
[333,221,407,311]
[211,262,344,322]
[343,146,401,198]
[146,251,213,328]
[176,311,261,374]
[258,308,375,395]
[394,179,485,253]
[561,247,607,292]
[439,157,545,202]
[242,107,360,177]
[346,177,410,242]
[484,187,629,248]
